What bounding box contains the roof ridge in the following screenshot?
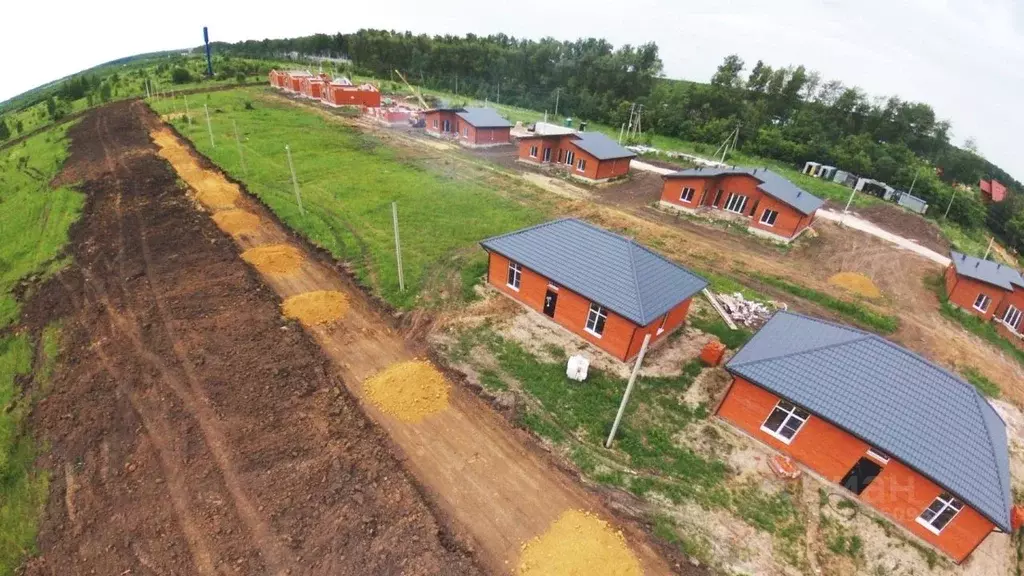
[970,393,1010,518]
[626,241,647,323]
[730,332,874,369]
[479,217,573,245]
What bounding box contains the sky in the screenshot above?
[3,0,1021,179]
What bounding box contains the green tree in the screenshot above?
[711,54,745,89]
[0,118,9,141]
[171,68,193,84]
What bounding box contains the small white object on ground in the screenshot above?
[566,355,590,382]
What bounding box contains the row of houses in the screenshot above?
[269,70,381,108]
[802,160,930,214]
[945,250,1024,346]
[480,218,1012,564]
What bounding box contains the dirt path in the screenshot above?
[23,101,482,575]
[145,114,684,574]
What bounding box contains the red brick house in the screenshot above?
[660,167,823,242]
[945,251,1024,345]
[423,107,511,147]
[299,75,330,99]
[980,179,1007,203]
[718,311,1012,563]
[321,79,381,108]
[282,70,312,93]
[268,70,287,89]
[517,123,635,182]
[480,218,708,361]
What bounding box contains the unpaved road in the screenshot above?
[23,101,482,575]
[145,113,686,574]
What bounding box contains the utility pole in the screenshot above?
[943,188,958,220]
[285,145,304,216]
[455,74,458,96]
[618,123,625,145]
[233,120,246,176]
[203,104,215,148]
[554,88,560,118]
[184,95,192,126]
[625,103,636,141]
[392,202,405,292]
[907,170,919,196]
[496,80,500,105]
[983,237,995,260]
[606,333,652,448]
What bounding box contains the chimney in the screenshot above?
[961,253,967,261]
[976,262,980,268]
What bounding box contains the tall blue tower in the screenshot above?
[203,27,213,76]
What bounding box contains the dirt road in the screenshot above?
[23,101,482,575]
[144,112,686,574]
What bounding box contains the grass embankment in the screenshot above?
[149,89,545,309]
[0,124,80,573]
[446,326,805,567]
[754,274,900,334]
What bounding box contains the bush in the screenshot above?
[236,73,247,84]
[170,68,193,85]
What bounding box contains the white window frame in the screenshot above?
[760,399,810,444]
[1003,305,1022,331]
[760,208,779,227]
[543,147,552,162]
[916,493,964,535]
[506,261,522,291]
[724,193,749,214]
[973,293,991,313]
[866,447,890,464]
[576,158,587,173]
[529,145,538,158]
[432,119,438,129]
[565,150,576,166]
[680,187,695,203]
[584,303,608,338]
[463,127,469,137]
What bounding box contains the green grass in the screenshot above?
[0,123,84,328]
[689,312,754,349]
[0,335,49,575]
[960,366,1001,398]
[149,89,545,309]
[939,301,1024,369]
[754,274,900,334]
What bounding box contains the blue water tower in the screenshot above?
[203,27,213,76]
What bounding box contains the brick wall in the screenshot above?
[717,376,995,562]
[944,264,1007,321]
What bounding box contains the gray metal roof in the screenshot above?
[950,251,1024,290]
[480,218,707,325]
[455,107,512,128]
[665,167,824,215]
[571,131,636,161]
[726,311,1012,531]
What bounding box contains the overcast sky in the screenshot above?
[4,0,1021,179]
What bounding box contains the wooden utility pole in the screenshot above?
[984,237,995,260]
[285,145,304,216]
[203,104,215,148]
[554,88,561,118]
[605,333,652,448]
[943,188,958,219]
[392,202,405,292]
[233,120,246,176]
[184,95,192,126]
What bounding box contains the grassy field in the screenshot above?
[0,122,79,574]
[0,123,84,328]
[150,88,546,309]
[753,274,900,334]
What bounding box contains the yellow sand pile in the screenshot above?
[518,510,642,576]
[828,272,882,299]
[363,361,450,422]
[240,244,304,276]
[281,291,350,326]
[212,210,260,236]
[150,128,240,210]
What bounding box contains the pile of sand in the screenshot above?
[282,290,350,326]
[517,510,642,576]
[363,361,450,422]
[151,128,240,210]
[212,210,260,236]
[241,244,304,276]
[828,272,881,299]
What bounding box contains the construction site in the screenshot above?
[2,26,1024,576]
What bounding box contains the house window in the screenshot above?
[565,150,576,166]
[713,189,724,207]
[973,293,991,313]
[866,447,890,464]
[432,119,438,129]
[585,303,608,337]
[724,193,749,214]
[463,127,469,137]
[543,147,552,162]
[576,158,587,172]
[506,261,522,291]
[1003,305,1022,330]
[680,187,695,203]
[529,145,538,158]
[760,399,810,444]
[760,209,779,226]
[916,493,964,535]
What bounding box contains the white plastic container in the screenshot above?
[566,355,590,382]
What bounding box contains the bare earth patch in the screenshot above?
[241,244,304,276]
[362,360,451,422]
[212,209,260,236]
[828,271,882,299]
[517,509,643,576]
[281,290,350,326]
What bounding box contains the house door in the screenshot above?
[543,288,559,317]
[840,457,883,495]
[442,119,451,133]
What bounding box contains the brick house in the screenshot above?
[480,218,708,361]
[423,107,511,147]
[299,75,329,100]
[945,251,1024,345]
[321,79,381,108]
[283,70,312,93]
[517,122,635,182]
[268,70,287,89]
[660,167,824,242]
[717,311,1012,562]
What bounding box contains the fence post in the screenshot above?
[285,145,304,216]
[233,120,247,176]
[204,104,215,148]
[605,333,652,448]
[392,202,405,292]
[184,95,192,126]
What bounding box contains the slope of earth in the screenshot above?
[21,101,482,575]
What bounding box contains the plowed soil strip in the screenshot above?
[25,102,481,576]
[148,118,677,574]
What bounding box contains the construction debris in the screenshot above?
[768,454,802,480]
[715,292,781,328]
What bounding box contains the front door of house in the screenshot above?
[840,457,883,495]
[543,288,559,317]
[442,119,451,133]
